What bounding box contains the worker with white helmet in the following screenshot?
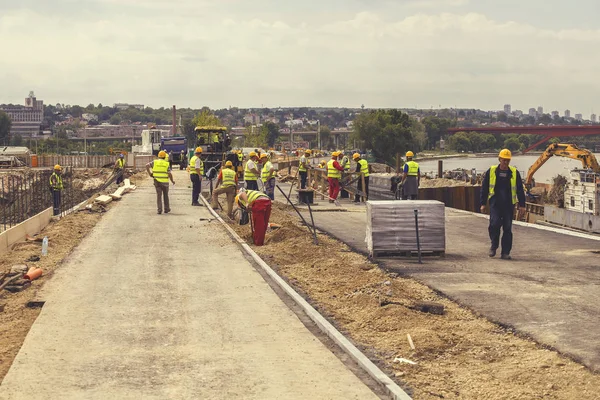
[299,149,311,189]
[189,147,204,206]
[114,153,126,185]
[50,164,64,216]
[480,149,526,260]
[401,151,420,200]
[146,151,175,215]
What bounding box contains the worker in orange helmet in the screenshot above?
[480,149,526,260]
[236,189,272,246]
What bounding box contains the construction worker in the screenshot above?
[189,147,204,206]
[318,160,327,169]
[114,153,126,185]
[326,152,344,203]
[401,151,420,200]
[480,149,526,260]
[145,151,175,214]
[237,150,244,179]
[299,149,311,189]
[49,165,63,216]
[179,150,187,170]
[341,152,351,173]
[353,153,369,202]
[244,151,260,191]
[212,132,220,152]
[236,189,272,246]
[211,161,238,219]
[261,153,276,200]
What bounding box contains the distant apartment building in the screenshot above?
[551,111,559,118]
[575,113,583,121]
[0,91,44,138]
[244,114,261,125]
[78,124,168,138]
[537,106,543,115]
[113,103,144,111]
[528,108,537,117]
[592,114,597,123]
[503,104,511,114]
[565,109,571,118]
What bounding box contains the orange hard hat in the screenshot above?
[158,151,167,158]
[195,147,203,153]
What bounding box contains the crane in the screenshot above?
[525,143,600,189]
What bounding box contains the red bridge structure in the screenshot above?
[447,125,600,153]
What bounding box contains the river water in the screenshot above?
[417,154,600,184]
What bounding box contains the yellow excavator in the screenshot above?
[526,143,600,192]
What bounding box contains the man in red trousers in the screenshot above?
[326,151,344,203]
[236,189,272,246]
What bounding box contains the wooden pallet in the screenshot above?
[370,249,445,261]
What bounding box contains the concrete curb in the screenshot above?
[200,195,412,400]
[450,207,600,242]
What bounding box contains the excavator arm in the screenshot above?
[525,143,600,188]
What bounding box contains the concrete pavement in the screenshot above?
[0,170,379,400]
[294,199,600,372]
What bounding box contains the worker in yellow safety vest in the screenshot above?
[341,152,351,172]
[146,151,175,214]
[114,154,126,185]
[299,149,311,189]
[326,151,344,202]
[260,153,276,200]
[50,164,64,216]
[480,149,526,260]
[352,153,370,202]
[401,151,420,200]
[244,151,260,191]
[212,133,221,152]
[189,147,204,206]
[211,160,238,219]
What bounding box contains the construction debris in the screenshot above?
[94,195,113,205]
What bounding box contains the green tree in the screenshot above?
[422,116,456,149]
[504,137,521,151]
[244,125,266,147]
[319,125,332,149]
[0,110,11,145]
[192,108,222,127]
[353,109,421,165]
[261,121,280,147]
[447,132,471,152]
[10,134,23,146]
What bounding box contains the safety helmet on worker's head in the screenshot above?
[249,151,257,158]
[53,164,61,171]
[331,151,339,157]
[158,151,167,159]
[260,153,268,159]
[406,151,414,158]
[119,153,124,158]
[499,149,512,160]
[305,149,311,155]
[195,147,203,154]
[225,160,233,167]
[352,153,360,160]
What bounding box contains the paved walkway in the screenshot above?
[285,192,600,372]
[0,171,378,399]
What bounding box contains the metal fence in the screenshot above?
[0,169,80,233]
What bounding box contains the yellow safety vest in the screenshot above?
[299,156,308,172]
[244,160,258,181]
[488,165,518,205]
[152,159,170,183]
[189,156,204,175]
[327,159,341,179]
[212,134,220,143]
[261,161,274,182]
[239,190,269,208]
[116,159,125,169]
[357,159,369,177]
[237,153,243,162]
[406,161,419,176]
[221,167,236,188]
[342,156,350,171]
[49,172,63,190]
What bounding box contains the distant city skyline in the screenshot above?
[2,1,600,110]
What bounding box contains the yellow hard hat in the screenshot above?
[158,151,167,158]
[499,149,512,159]
[225,160,233,167]
[260,153,268,159]
[352,153,360,160]
[235,194,241,206]
[195,147,203,153]
[406,151,414,158]
[249,151,257,158]
[54,164,61,170]
[331,151,339,157]
[305,149,311,154]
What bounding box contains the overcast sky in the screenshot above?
[2,0,600,113]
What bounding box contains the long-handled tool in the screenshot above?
[305,200,319,245]
[276,185,318,241]
[287,168,300,198]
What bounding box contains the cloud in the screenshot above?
[1,3,599,113]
